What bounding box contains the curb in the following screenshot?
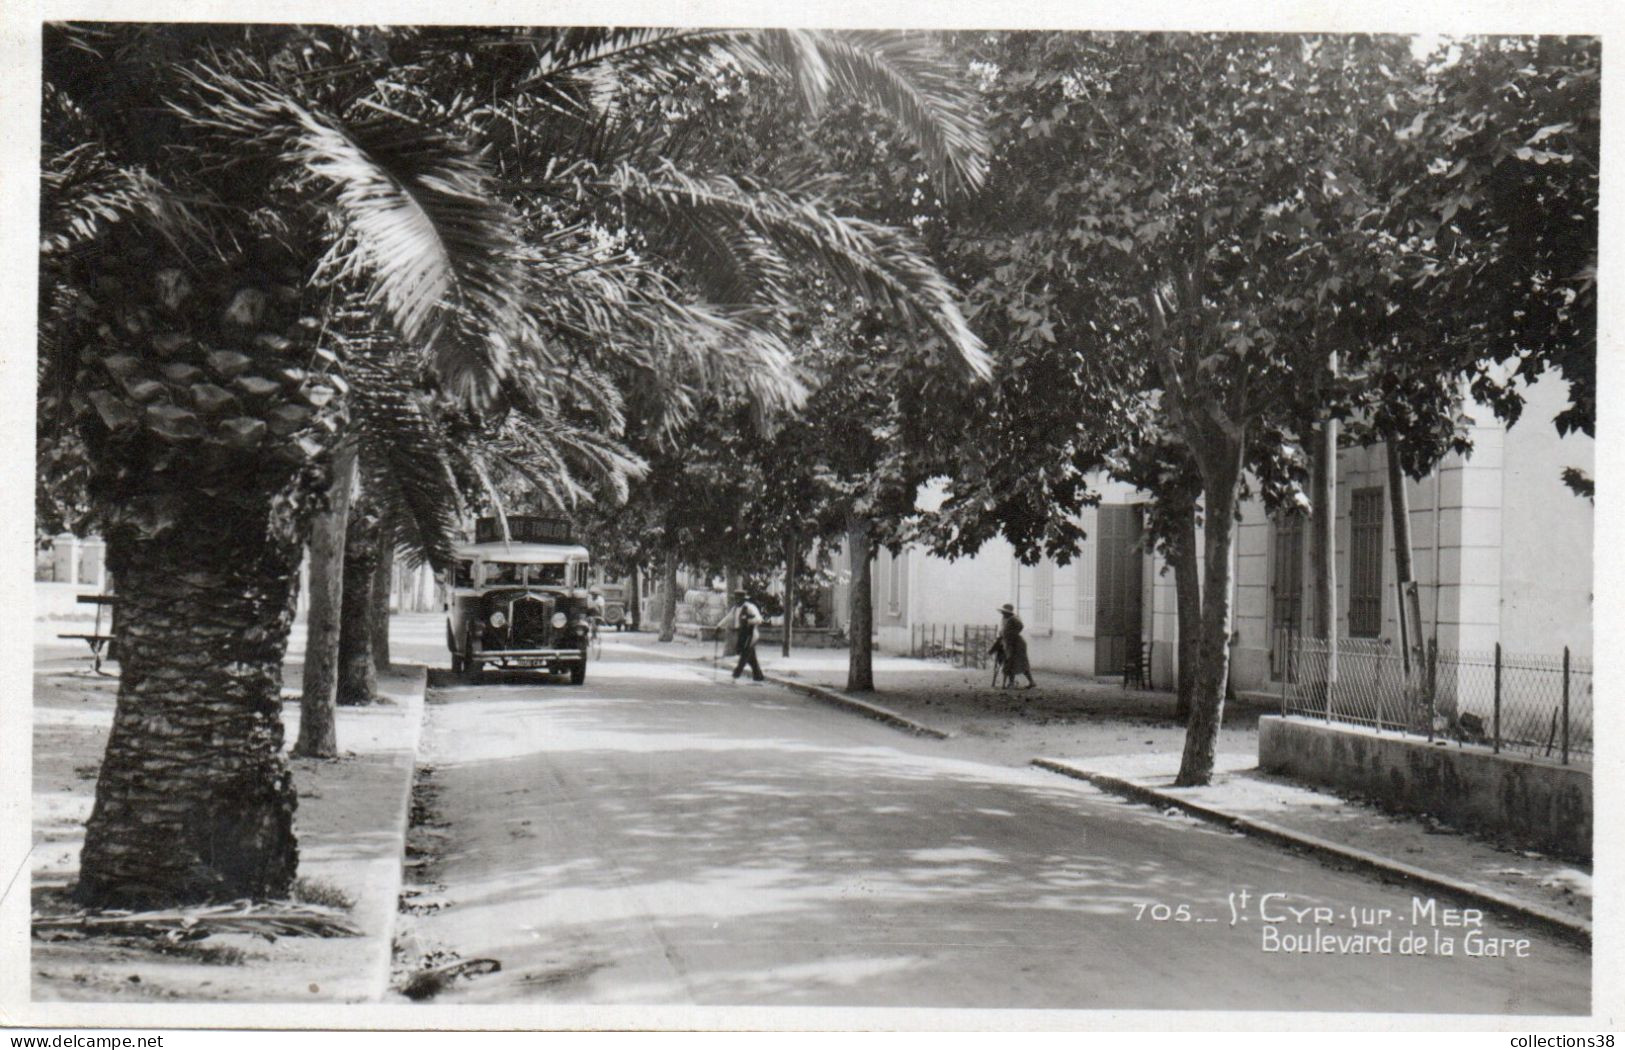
[1031,757,1592,949]
[365,663,430,1002]
[768,675,951,739]
[698,655,949,739]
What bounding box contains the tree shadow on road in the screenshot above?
[405,684,1589,1014]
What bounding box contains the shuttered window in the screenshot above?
[1349,487,1385,638]
[887,549,903,616]
[1033,559,1054,632]
[1075,507,1098,635]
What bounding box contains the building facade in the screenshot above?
[871,375,1593,693]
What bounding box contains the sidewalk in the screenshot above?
[29,620,436,1003]
[643,633,1592,939]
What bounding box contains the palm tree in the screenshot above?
[40,23,989,907]
[42,25,532,907]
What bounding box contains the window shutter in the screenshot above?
[1034,559,1054,631]
[1349,488,1384,637]
[1076,507,1098,635]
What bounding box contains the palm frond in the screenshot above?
[801,31,989,193]
[175,66,531,405]
[509,222,809,412]
[599,161,990,379]
[39,143,193,257]
[489,411,647,509]
[347,347,464,571]
[501,355,629,437]
[514,28,987,193]
[516,28,773,95]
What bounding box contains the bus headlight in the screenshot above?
[551,612,568,628]
[489,611,507,628]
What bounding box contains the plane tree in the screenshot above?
[916,32,1425,785]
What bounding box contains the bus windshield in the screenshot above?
[528,563,568,587]
[483,562,570,587]
[484,562,524,586]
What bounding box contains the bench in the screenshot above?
[58,593,116,675]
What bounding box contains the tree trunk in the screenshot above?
[77,507,305,907]
[658,550,678,643]
[1312,350,1340,726]
[1385,437,1425,675]
[784,530,798,658]
[337,491,383,706]
[370,534,393,671]
[629,564,641,631]
[61,234,345,907]
[1172,500,1202,723]
[294,443,357,757]
[846,516,875,692]
[1175,438,1245,787]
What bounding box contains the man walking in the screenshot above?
[728,589,766,683]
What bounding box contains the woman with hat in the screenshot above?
[991,603,1035,690]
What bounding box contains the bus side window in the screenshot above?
[453,560,474,587]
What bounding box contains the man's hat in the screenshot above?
[733,589,749,599]
[998,603,1015,614]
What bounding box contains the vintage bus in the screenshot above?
[444,516,595,682]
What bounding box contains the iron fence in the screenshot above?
[910,623,1000,670]
[1279,630,1592,765]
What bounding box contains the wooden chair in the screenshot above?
[1122,638,1149,690]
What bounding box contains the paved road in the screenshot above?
[403,635,1589,1013]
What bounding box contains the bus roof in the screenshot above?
[454,542,590,562]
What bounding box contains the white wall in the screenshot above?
[1497,374,1594,659]
[1231,371,1591,688]
[877,476,1160,681]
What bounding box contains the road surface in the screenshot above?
[400,634,1589,1013]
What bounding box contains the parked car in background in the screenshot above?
[597,582,629,630]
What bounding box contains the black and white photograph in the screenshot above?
[0,0,1615,1034]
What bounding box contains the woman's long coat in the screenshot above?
[998,614,1031,676]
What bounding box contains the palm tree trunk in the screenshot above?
[629,565,641,630]
[294,443,357,756]
[658,550,678,643]
[846,515,875,692]
[1175,436,1245,787]
[1173,499,1201,723]
[338,492,382,706]
[77,508,304,908]
[370,535,394,671]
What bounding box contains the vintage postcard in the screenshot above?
[1,0,1617,1036]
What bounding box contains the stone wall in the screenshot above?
[1258,715,1591,862]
